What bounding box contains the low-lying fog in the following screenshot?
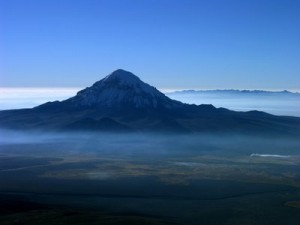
[1,129,299,157]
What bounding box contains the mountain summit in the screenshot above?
[103,69,142,85]
[64,69,180,109]
[0,69,299,135]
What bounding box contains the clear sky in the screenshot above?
[0,0,299,90]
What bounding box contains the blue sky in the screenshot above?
[0,0,299,90]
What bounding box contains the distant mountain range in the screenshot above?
[165,88,300,117]
[0,69,299,136]
[167,89,300,97]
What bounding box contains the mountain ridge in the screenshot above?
[167,89,300,96]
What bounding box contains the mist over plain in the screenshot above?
[1,129,299,158]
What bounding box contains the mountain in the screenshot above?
[0,69,300,135]
[63,69,181,109]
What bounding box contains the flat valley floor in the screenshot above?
[0,132,300,225]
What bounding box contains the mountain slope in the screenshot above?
[0,69,299,135]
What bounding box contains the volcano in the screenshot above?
[0,69,299,135]
[64,69,180,109]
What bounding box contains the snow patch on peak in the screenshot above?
[103,69,141,86]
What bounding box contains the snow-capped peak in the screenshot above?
[66,69,180,109]
[103,69,142,86]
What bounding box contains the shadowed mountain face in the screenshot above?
[0,69,300,135]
